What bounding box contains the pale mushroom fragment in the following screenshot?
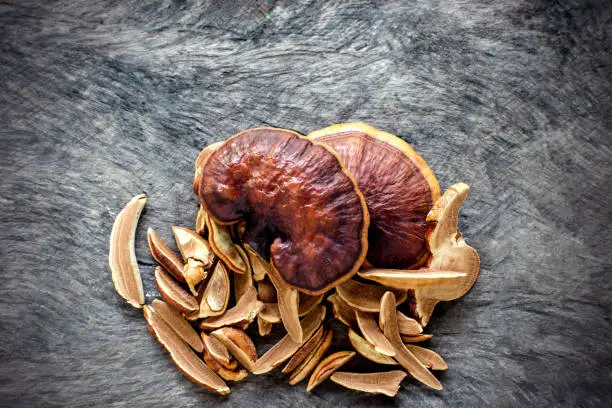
[414,183,480,326]
[402,333,433,343]
[173,226,215,294]
[358,269,467,289]
[307,351,356,392]
[151,299,203,352]
[199,286,263,331]
[259,293,325,324]
[206,214,248,274]
[327,293,357,327]
[259,304,282,324]
[266,263,302,344]
[191,261,230,319]
[203,349,248,382]
[201,332,232,367]
[257,280,277,303]
[182,258,208,296]
[405,345,447,370]
[244,244,268,282]
[355,311,395,357]
[257,315,273,337]
[143,305,229,395]
[212,327,258,372]
[282,326,325,374]
[252,306,326,375]
[336,280,407,313]
[233,245,254,302]
[379,309,423,336]
[381,291,442,390]
[298,293,324,317]
[288,330,333,385]
[196,205,208,236]
[348,329,397,366]
[109,194,146,308]
[147,228,185,282]
[330,371,407,397]
[154,267,199,315]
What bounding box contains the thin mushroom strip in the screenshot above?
[199,286,263,330]
[266,263,302,343]
[201,332,232,367]
[191,261,230,319]
[330,371,407,397]
[154,267,199,315]
[288,330,333,385]
[336,279,407,313]
[381,291,442,390]
[282,326,325,374]
[152,299,203,352]
[306,351,356,392]
[348,329,397,366]
[405,345,447,370]
[147,227,185,282]
[206,214,248,274]
[355,311,395,357]
[109,194,146,307]
[358,269,467,289]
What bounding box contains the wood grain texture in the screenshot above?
[0,0,610,407]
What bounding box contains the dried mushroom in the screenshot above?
[203,349,248,382]
[152,299,203,352]
[197,127,369,295]
[193,141,223,194]
[282,326,325,374]
[173,226,215,294]
[309,123,440,269]
[206,214,248,274]
[192,261,230,319]
[211,327,258,372]
[327,293,357,327]
[307,351,356,392]
[355,311,395,357]
[413,183,480,326]
[348,329,397,366]
[330,371,407,397]
[196,205,208,236]
[288,330,333,385]
[402,333,433,343]
[405,345,447,370]
[199,285,263,331]
[336,279,407,313]
[154,267,199,315]
[109,194,146,308]
[147,227,186,282]
[143,305,229,395]
[358,268,467,289]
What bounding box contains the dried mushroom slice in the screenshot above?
[298,293,324,317]
[193,141,223,194]
[266,262,302,343]
[257,315,273,337]
[201,332,232,367]
[309,123,440,269]
[172,226,215,267]
[327,293,357,327]
[336,279,407,313]
[199,286,263,331]
[151,300,203,352]
[203,349,248,382]
[355,311,395,357]
[244,244,269,282]
[402,333,433,343]
[211,327,258,372]
[182,258,207,296]
[109,194,146,308]
[143,306,229,395]
[405,345,447,371]
[378,309,423,336]
[414,183,480,326]
[358,269,467,289]
[154,267,199,315]
[196,205,208,236]
[256,280,277,303]
[206,214,248,274]
[288,330,333,385]
[380,291,442,390]
[330,371,407,397]
[147,228,186,282]
[252,306,326,374]
[198,127,369,295]
[192,261,230,319]
[348,329,397,366]
[307,351,356,392]
[282,326,325,374]
[233,245,254,302]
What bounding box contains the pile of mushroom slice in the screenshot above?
[108,123,480,397]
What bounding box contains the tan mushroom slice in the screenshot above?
[109,194,146,308]
[358,269,467,289]
[259,293,325,324]
[154,267,199,315]
[402,333,433,343]
[173,226,216,294]
[195,205,208,236]
[355,311,395,357]
[348,329,397,366]
[336,280,407,313]
[206,214,248,274]
[257,315,273,337]
[147,228,186,282]
[307,351,356,392]
[233,245,254,302]
[330,371,407,397]
[203,348,247,382]
[201,332,232,367]
[405,345,447,371]
[327,293,357,327]
[257,280,277,303]
[414,183,480,326]
[298,293,324,317]
[143,305,229,395]
[379,310,423,336]
[259,303,282,324]
[288,330,333,385]
[181,258,207,296]
[266,263,302,344]
[244,244,268,282]
[193,141,223,194]
[198,127,369,295]
[211,327,258,372]
[199,286,263,331]
[381,291,442,390]
[252,306,326,375]
[190,261,229,319]
[151,299,203,353]
[282,326,325,374]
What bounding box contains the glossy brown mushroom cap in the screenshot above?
[309,123,440,269]
[199,128,369,295]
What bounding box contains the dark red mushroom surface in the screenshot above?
[198,127,369,295]
[309,123,440,269]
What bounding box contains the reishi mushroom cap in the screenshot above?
[198,127,369,295]
[309,123,440,269]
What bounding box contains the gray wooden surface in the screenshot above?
[1,1,610,407]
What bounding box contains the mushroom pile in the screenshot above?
[109,123,480,397]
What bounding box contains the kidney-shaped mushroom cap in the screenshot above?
[309,123,440,269]
[198,127,369,295]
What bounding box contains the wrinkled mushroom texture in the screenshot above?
[309,123,440,269]
[199,127,369,295]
